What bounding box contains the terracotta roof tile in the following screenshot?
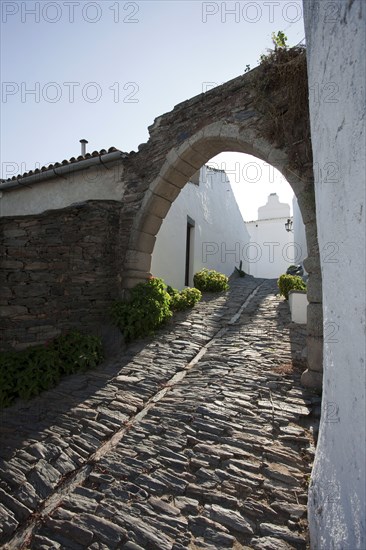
[1,147,125,184]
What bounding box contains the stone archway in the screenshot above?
[118,59,322,390]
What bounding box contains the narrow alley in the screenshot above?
[0,277,320,549]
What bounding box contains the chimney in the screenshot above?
[79,139,88,156]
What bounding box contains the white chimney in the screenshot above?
[79,139,88,156]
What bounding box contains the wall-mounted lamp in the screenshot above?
[285,218,293,232]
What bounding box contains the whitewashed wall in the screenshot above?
[304,1,366,548]
[245,194,295,279]
[0,162,125,217]
[151,166,251,289]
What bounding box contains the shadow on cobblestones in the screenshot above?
[0,278,262,458]
[0,277,320,550]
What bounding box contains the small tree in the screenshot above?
[259,31,289,64]
[272,31,288,49]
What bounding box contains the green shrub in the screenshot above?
[110,277,172,342]
[194,268,229,292]
[168,286,202,311]
[166,285,177,297]
[52,331,103,375]
[15,346,62,400]
[277,274,307,300]
[0,331,104,409]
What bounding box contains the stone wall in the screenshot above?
[0,201,123,351]
[304,0,366,548]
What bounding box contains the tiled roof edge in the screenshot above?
[0,147,127,184]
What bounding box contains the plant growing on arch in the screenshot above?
[272,30,288,49]
[259,30,289,63]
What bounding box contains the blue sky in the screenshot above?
[1,0,305,219]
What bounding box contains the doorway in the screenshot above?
[185,216,195,286]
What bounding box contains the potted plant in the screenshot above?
[277,274,308,324]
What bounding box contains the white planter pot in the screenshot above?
[288,290,308,324]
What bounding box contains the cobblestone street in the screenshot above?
[0,277,320,549]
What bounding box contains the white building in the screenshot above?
[151,166,251,289]
[0,148,126,217]
[245,193,298,279]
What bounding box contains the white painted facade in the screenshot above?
[245,193,297,279]
[151,166,251,289]
[0,159,125,217]
[304,1,366,548]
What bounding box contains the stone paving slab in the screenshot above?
[0,277,319,549]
